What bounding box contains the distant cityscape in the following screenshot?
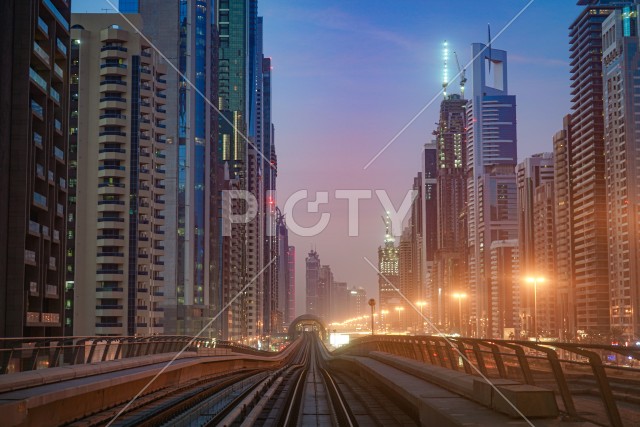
[369,1,640,344]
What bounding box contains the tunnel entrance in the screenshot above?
[289,314,328,341]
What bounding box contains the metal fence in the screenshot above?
[0,336,271,375]
[334,335,640,427]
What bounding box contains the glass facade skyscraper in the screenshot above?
[466,43,518,338]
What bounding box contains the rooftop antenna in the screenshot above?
[442,40,449,98]
[454,51,467,99]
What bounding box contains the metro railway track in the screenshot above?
[66,369,266,427]
[245,332,416,427]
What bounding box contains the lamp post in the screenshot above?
[416,301,426,334]
[368,299,376,335]
[395,306,404,331]
[526,277,545,340]
[452,293,467,335]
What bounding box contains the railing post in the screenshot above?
[446,342,460,371]
[456,341,473,374]
[486,342,508,379]
[571,346,623,427]
[498,342,535,385]
[521,343,578,420]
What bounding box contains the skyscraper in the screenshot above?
[489,240,520,339]
[286,245,296,325]
[0,0,71,337]
[466,43,518,337]
[554,116,574,340]
[70,14,168,336]
[133,0,220,337]
[378,215,400,313]
[516,153,555,337]
[306,250,321,316]
[533,179,557,337]
[602,4,640,340]
[433,95,468,330]
[566,0,635,339]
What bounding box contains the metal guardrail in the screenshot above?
[334,335,640,427]
[0,336,272,375]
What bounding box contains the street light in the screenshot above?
[395,306,404,331]
[526,276,545,340]
[452,293,467,335]
[416,301,426,333]
[368,299,376,335]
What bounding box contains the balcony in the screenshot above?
[54,146,64,162]
[53,63,64,81]
[33,41,50,65]
[45,284,58,298]
[30,68,47,92]
[28,221,40,236]
[42,312,60,324]
[56,38,67,56]
[50,87,61,104]
[31,100,44,120]
[25,250,36,266]
[34,132,43,149]
[96,287,124,299]
[100,45,128,60]
[33,192,47,210]
[37,17,49,38]
[99,113,127,127]
[100,63,127,76]
[26,312,40,324]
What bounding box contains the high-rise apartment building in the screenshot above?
[433,95,468,330]
[318,265,333,323]
[516,153,555,337]
[306,250,321,317]
[132,0,220,337]
[554,116,575,340]
[516,153,554,276]
[70,14,167,336]
[466,43,518,337]
[566,0,638,338]
[378,215,400,312]
[489,240,520,339]
[0,0,70,337]
[603,4,640,340]
[533,180,557,337]
[331,281,349,323]
[348,287,367,318]
[286,246,296,325]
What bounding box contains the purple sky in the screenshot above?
[74,0,579,316]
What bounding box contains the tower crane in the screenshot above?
[454,51,467,99]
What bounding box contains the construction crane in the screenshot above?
[442,40,449,98]
[454,51,467,99]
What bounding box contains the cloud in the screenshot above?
[509,54,568,67]
[280,6,419,52]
